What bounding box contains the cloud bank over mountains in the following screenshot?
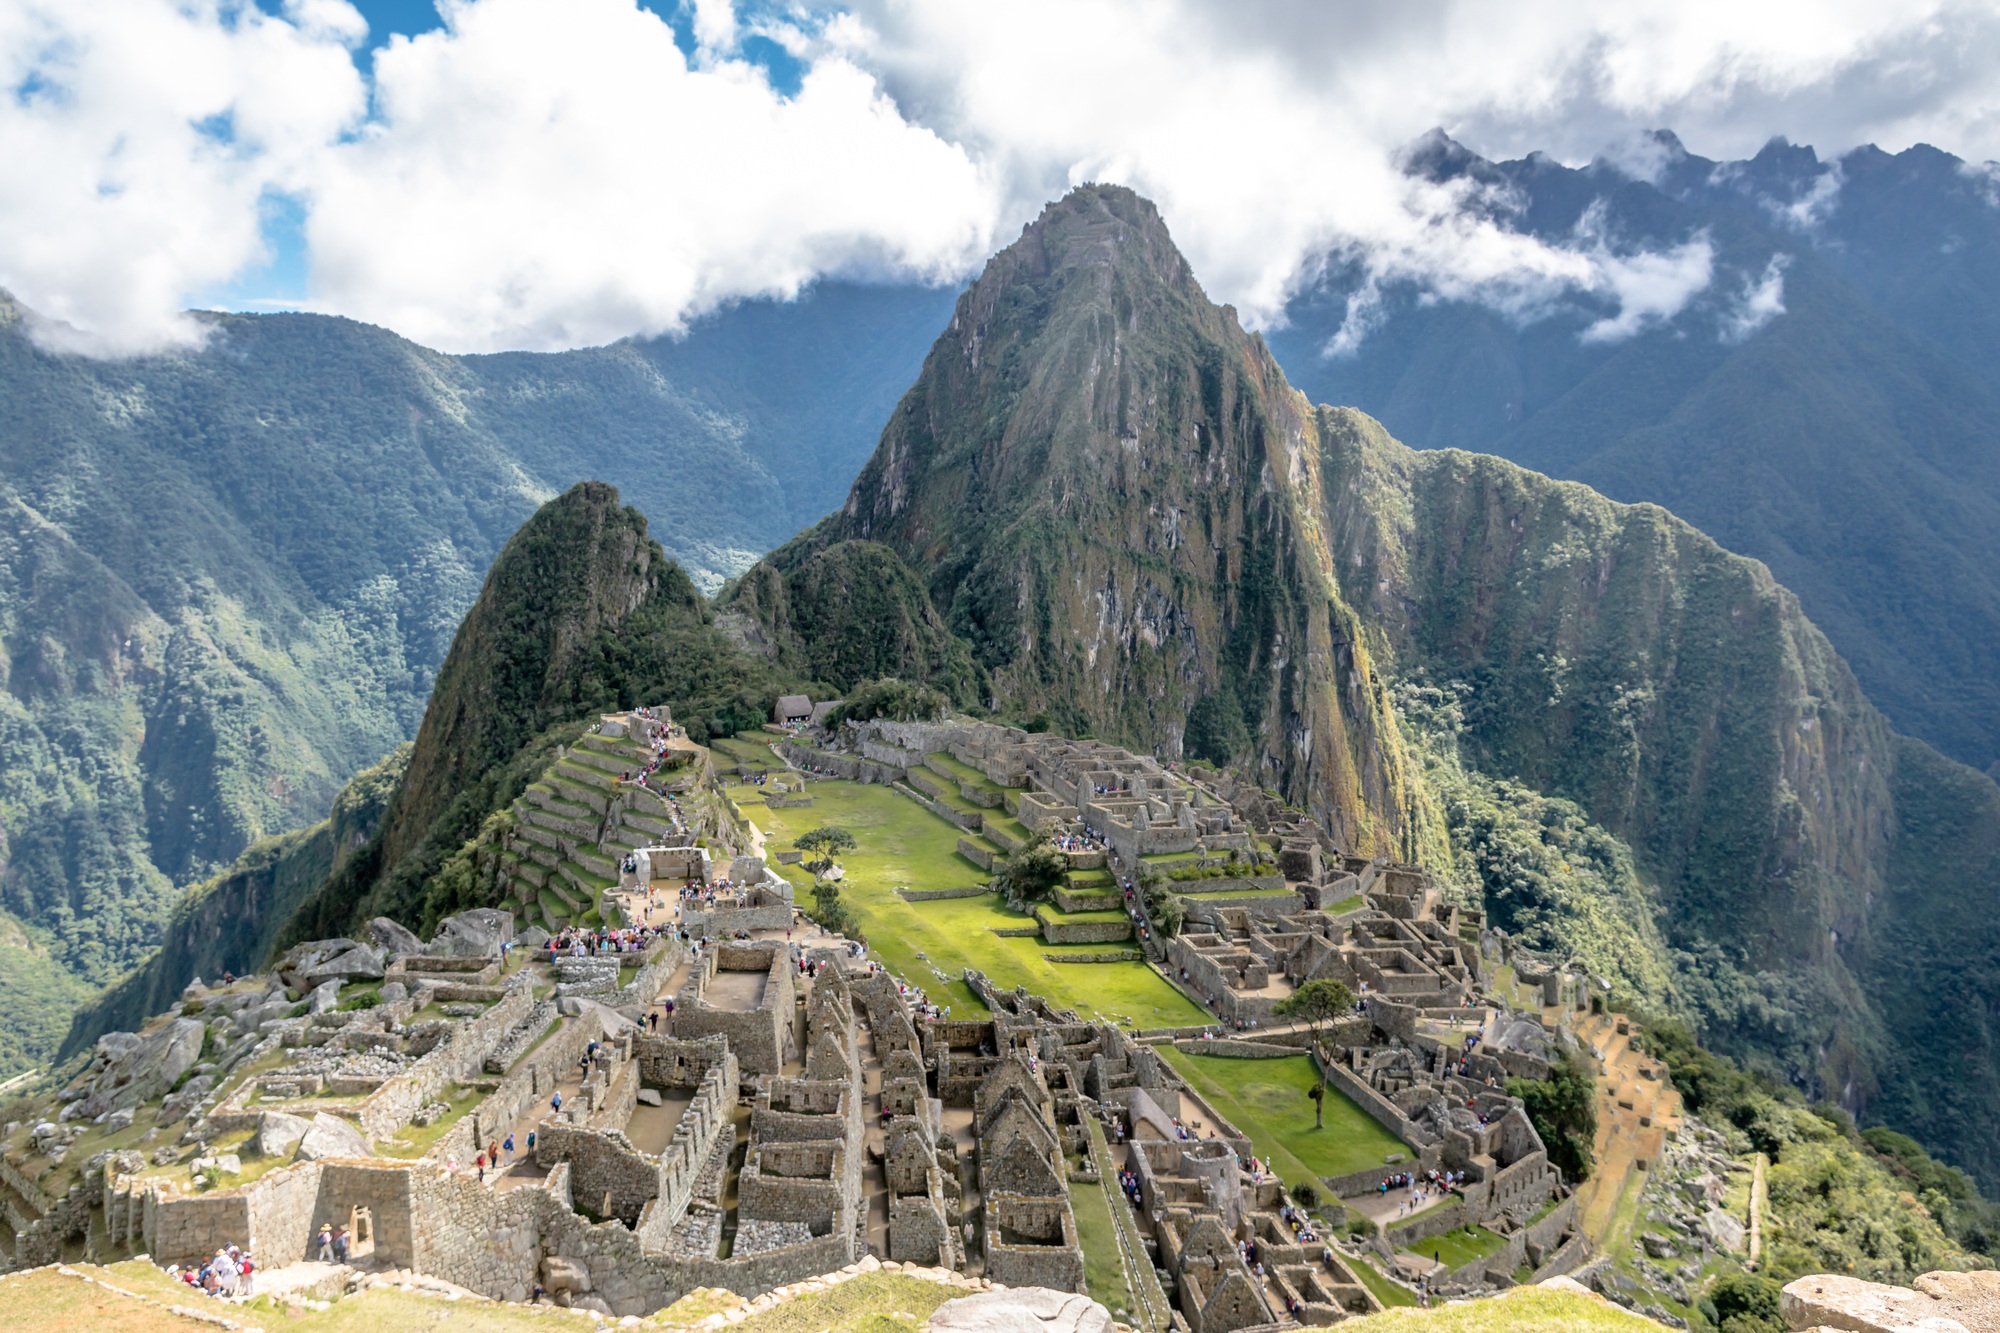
[4,0,1999,354]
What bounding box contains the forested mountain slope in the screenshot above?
[1266,133,2000,780]
[734,185,2000,1188]
[0,282,946,1077]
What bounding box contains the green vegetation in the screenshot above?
[997,833,1070,906]
[281,482,815,943]
[0,279,950,1079]
[1070,1174,1139,1315]
[829,676,952,725]
[1700,1271,1784,1333]
[1412,1225,1508,1271]
[1507,1049,1598,1183]
[740,776,1204,1025]
[1638,1017,1995,1279]
[1164,1049,1408,1180]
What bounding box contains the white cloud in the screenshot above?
[5,0,2000,354]
[0,0,363,354]
[1720,254,1791,342]
[302,0,993,351]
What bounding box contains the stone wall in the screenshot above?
[357,980,536,1139]
[1036,915,1133,945]
[1321,1053,1425,1149]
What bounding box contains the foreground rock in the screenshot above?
[928,1288,1113,1333]
[1782,1270,2000,1332]
[430,908,513,958]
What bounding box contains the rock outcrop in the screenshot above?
[1782,1270,2000,1333]
[928,1288,1113,1333]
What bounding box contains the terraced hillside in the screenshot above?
[488,721,733,933]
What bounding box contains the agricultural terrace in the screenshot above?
[723,770,1207,1027]
[1164,1049,1410,1182]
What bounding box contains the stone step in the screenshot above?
[513,822,563,851]
[567,745,638,777]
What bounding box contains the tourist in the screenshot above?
[238,1250,254,1296]
[333,1226,351,1263]
[504,1133,516,1165]
[316,1223,334,1262]
[476,1151,488,1181]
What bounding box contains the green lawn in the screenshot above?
[1408,1225,1508,1271]
[737,778,1206,1027]
[1323,894,1365,915]
[1164,1050,1410,1182]
[1070,1174,1140,1317]
[1347,1254,1418,1308]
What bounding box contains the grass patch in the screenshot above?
[1340,1285,1667,1330]
[1347,1254,1417,1308]
[1164,1050,1409,1180]
[925,753,1009,793]
[376,1084,480,1159]
[732,1273,958,1333]
[1409,1225,1507,1270]
[741,778,1206,1026]
[1070,1175,1139,1316]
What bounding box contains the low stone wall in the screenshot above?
[1384,1195,1467,1251]
[1036,914,1133,945]
[1169,875,1285,893]
[1171,1038,1299,1059]
[899,783,986,832]
[957,838,1000,871]
[898,886,992,902]
[1044,951,1142,963]
[684,904,792,937]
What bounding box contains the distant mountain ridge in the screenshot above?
[0,281,950,1077]
[1267,131,2000,779]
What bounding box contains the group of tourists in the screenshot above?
[169,1245,253,1297]
[1116,1165,1142,1208]
[544,923,662,960]
[1278,1199,1321,1243]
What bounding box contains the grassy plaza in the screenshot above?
[1163,1049,1410,1183]
[725,771,1208,1027]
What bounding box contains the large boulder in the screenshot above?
[367,917,424,957]
[1782,1270,2000,1333]
[275,938,364,989]
[304,945,386,987]
[75,1019,206,1118]
[308,979,342,1014]
[928,1289,1113,1333]
[294,1112,371,1161]
[429,909,514,959]
[516,926,551,952]
[256,1111,312,1159]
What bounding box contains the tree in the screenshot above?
[1274,978,1356,1128]
[794,826,857,882]
[1138,867,1188,937]
[795,827,859,934]
[1508,1048,1598,1182]
[997,834,1069,907]
[1703,1272,1783,1333]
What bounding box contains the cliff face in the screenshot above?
[765,187,1438,858]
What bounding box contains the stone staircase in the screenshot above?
[494,717,702,933]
